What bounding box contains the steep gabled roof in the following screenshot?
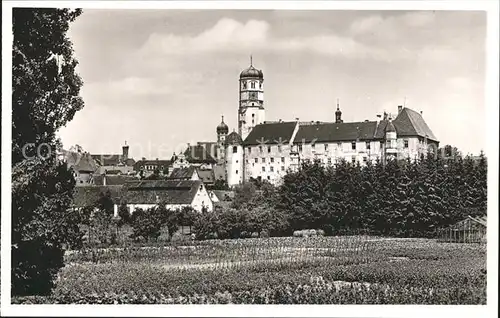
[293,121,378,143]
[226,132,243,146]
[212,190,235,201]
[72,185,123,207]
[64,151,98,173]
[184,145,217,164]
[243,121,297,146]
[168,166,199,180]
[393,108,438,141]
[123,180,204,205]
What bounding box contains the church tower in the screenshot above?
[216,115,229,165]
[238,56,265,141]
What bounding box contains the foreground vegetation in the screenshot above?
[13,237,486,304]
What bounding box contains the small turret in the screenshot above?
[216,115,229,135]
[335,99,343,123]
[216,115,228,165]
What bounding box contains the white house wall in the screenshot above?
[191,183,214,212]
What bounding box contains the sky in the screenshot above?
[57,9,487,159]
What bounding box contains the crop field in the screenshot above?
[13,236,486,304]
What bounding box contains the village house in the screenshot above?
[134,158,172,177]
[114,179,214,216]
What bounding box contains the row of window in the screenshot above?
[141,165,165,171]
[253,157,286,164]
[242,81,262,90]
[261,166,286,172]
[245,140,410,154]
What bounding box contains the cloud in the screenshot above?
[139,18,389,60]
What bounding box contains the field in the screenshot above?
[13,236,486,304]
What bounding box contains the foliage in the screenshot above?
[129,203,181,242]
[12,8,84,165]
[276,150,487,237]
[129,208,164,242]
[11,8,84,296]
[87,190,115,246]
[16,239,486,304]
[117,202,131,226]
[209,178,229,190]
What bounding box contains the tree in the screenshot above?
[11,8,84,296]
[12,8,84,165]
[231,182,258,209]
[117,201,131,226]
[129,208,164,242]
[87,190,115,246]
[210,178,229,190]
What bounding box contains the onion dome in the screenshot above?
[216,116,229,134]
[240,65,263,79]
[225,131,243,146]
[385,120,396,133]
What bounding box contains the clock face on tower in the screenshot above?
[249,92,257,100]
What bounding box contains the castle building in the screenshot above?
[211,59,439,187]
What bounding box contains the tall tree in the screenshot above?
[11,8,84,296]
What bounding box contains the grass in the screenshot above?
[13,236,486,304]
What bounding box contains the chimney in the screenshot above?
[383,112,388,120]
[122,141,129,161]
[398,105,403,114]
[141,157,146,161]
[420,110,423,116]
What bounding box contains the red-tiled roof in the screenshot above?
[243,121,297,146]
[294,121,378,144]
[184,145,217,164]
[125,180,203,190]
[226,132,243,145]
[212,190,235,201]
[63,151,98,173]
[93,175,139,186]
[123,180,204,205]
[197,169,215,184]
[72,185,123,207]
[168,166,198,180]
[393,108,438,141]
